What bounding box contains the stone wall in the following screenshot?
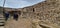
[5,0,60,28]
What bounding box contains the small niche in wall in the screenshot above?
[33,8,35,12]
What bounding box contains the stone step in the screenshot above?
[0,18,4,19]
[0,17,4,18]
[0,26,4,28]
[0,25,4,26]
[0,19,5,20]
[0,18,5,20]
[0,20,5,22]
[0,22,4,26]
[0,22,4,23]
[0,16,4,17]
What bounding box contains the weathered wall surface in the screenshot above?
[5,0,60,28]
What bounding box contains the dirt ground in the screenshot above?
[5,16,32,28]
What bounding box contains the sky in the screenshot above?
[0,0,45,8]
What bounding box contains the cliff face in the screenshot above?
[4,0,60,28]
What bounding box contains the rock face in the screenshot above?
[4,0,60,28]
